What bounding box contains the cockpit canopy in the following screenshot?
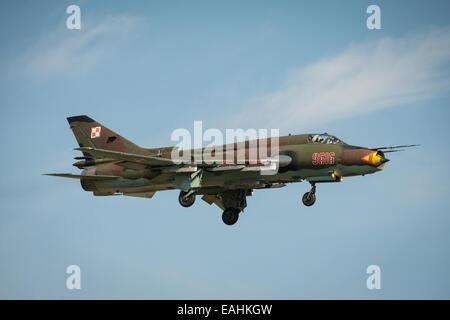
[307,134,346,145]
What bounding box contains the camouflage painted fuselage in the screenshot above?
[45,116,397,224]
[63,116,387,197]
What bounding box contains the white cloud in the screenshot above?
[238,27,450,130]
[22,15,141,78]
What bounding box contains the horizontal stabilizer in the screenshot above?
[44,173,118,180]
[75,147,176,167]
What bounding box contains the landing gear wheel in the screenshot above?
[222,208,240,225]
[302,192,316,207]
[179,191,196,207]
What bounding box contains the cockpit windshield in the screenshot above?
[307,134,346,145]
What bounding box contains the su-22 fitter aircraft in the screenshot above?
[45,116,418,226]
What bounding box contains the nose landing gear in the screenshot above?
[302,182,316,206]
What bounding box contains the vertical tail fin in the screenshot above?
[67,115,146,157]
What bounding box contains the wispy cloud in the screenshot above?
[21,15,141,78]
[237,27,450,130]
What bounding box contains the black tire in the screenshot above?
[222,208,240,225]
[179,191,196,207]
[302,192,316,207]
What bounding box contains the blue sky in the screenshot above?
[0,0,449,299]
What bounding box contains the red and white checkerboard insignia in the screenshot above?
[90,126,101,138]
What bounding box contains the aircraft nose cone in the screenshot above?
[380,156,390,164]
[361,151,390,166]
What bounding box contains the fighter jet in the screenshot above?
[45,116,417,225]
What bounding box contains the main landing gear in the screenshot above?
[302,182,316,207]
[222,208,240,225]
[179,189,248,226]
[178,190,196,207]
[220,190,248,226]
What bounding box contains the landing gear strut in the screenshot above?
[302,182,316,207]
[179,190,196,207]
[219,190,248,226]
